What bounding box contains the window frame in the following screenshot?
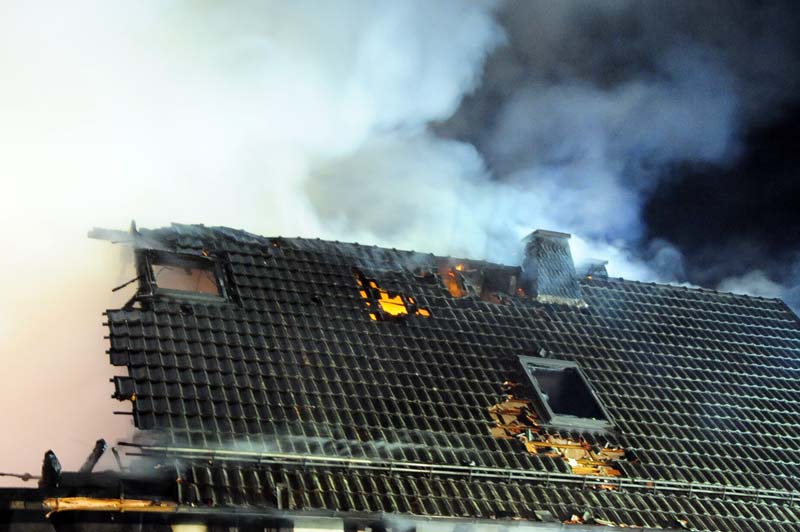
[518,355,614,431]
[140,249,228,304]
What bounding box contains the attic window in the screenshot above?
[153,262,219,294]
[519,356,612,431]
[143,250,226,302]
[354,270,430,321]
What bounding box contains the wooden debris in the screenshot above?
[487,383,626,478]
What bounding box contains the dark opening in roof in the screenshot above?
[532,366,603,419]
[519,356,613,431]
[436,259,522,303]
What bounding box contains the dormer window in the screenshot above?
[519,356,613,431]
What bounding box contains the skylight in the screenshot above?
[519,356,613,431]
[143,250,227,302]
[153,261,220,295]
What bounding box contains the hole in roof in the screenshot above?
[436,260,524,303]
[354,270,430,321]
[488,372,625,477]
[439,262,468,298]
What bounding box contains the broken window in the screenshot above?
[354,270,430,321]
[519,356,612,431]
[139,250,226,302]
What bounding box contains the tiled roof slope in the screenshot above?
[105,224,800,531]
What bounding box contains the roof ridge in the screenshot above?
[144,226,790,307]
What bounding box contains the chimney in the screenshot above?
[521,229,586,307]
[577,259,609,280]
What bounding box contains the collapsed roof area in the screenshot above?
[4,222,800,532]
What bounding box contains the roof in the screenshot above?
[101,223,800,531]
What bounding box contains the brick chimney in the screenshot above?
[521,229,586,307]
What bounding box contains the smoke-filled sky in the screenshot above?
[1,0,799,484]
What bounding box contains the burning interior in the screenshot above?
[354,269,431,320]
[436,259,523,303]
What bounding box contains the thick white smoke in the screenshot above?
[718,271,785,299]
[305,41,740,281]
[0,0,503,484]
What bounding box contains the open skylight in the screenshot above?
[519,356,613,431]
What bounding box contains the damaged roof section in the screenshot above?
[437,260,523,304]
[95,223,800,532]
[92,223,237,309]
[140,249,228,304]
[354,269,431,321]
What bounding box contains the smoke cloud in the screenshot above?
[718,270,785,299]
[1,0,798,485]
[433,0,800,289]
[0,0,504,484]
[309,0,800,288]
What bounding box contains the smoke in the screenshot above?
[432,0,800,290]
[0,0,504,484]
[1,0,798,486]
[717,260,800,312]
[718,270,785,299]
[185,435,438,464]
[309,0,800,287]
[385,517,598,532]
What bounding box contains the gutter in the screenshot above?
[122,443,800,505]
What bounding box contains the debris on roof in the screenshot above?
[488,382,626,478]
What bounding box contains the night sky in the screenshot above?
[645,105,800,290]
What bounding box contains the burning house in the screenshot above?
[3,223,800,531]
